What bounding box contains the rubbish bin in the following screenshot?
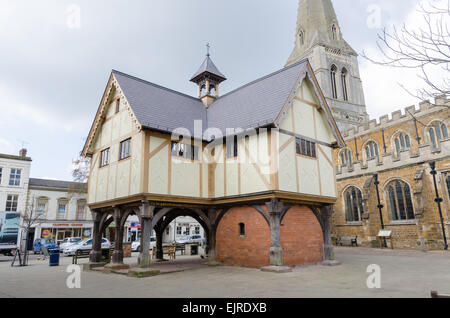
[48,248,60,266]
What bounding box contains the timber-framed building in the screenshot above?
[81,54,345,269]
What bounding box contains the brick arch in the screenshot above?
[216,206,270,268]
[280,206,324,266]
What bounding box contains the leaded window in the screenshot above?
[341,68,348,101]
[365,141,379,160]
[340,148,352,167]
[296,137,316,158]
[387,180,415,221]
[330,65,338,99]
[429,122,449,149]
[394,133,411,155]
[344,187,364,222]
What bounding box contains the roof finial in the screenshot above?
[206,42,210,57]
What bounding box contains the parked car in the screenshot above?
[131,237,156,252]
[63,238,110,256]
[33,238,58,254]
[59,237,82,252]
[176,235,203,245]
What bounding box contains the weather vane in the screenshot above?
[206,42,210,57]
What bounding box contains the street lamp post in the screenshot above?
[374,174,387,248]
[429,162,448,250]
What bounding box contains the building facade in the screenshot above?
[82,56,344,269]
[28,178,92,245]
[333,97,450,250]
[286,0,369,132]
[0,150,32,252]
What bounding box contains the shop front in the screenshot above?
[36,222,93,245]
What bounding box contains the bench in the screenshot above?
[152,245,176,260]
[336,236,358,247]
[431,291,450,298]
[72,248,114,264]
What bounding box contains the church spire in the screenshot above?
[286,0,356,66]
[285,0,368,132]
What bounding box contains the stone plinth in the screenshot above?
[128,268,161,278]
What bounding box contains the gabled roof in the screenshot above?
[82,59,344,156]
[206,61,307,137]
[190,55,227,83]
[113,70,206,134]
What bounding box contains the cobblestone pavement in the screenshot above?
[0,247,449,298]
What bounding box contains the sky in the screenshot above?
[0,0,431,181]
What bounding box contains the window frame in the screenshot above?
[100,148,110,167]
[226,135,239,159]
[57,200,68,220]
[341,68,348,101]
[9,168,21,187]
[295,137,316,159]
[5,194,19,212]
[340,148,352,167]
[428,121,449,149]
[76,200,86,220]
[343,186,364,223]
[119,138,132,161]
[386,180,415,222]
[364,141,379,160]
[36,197,48,219]
[330,65,338,99]
[115,98,120,114]
[171,141,199,161]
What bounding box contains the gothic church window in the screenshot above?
[341,68,348,101]
[344,186,363,222]
[364,141,379,160]
[332,24,337,39]
[394,132,411,155]
[428,121,448,149]
[330,65,338,99]
[340,148,352,167]
[387,180,415,221]
[299,30,304,45]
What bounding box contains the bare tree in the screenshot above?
[20,195,41,265]
[362,0,450,106]
[72,155,90,183]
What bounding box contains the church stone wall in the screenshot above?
[332,97,450,250]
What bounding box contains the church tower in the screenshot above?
[286,0,369,132]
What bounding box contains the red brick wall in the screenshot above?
[216,206,270,268]
[281,206,324,266]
